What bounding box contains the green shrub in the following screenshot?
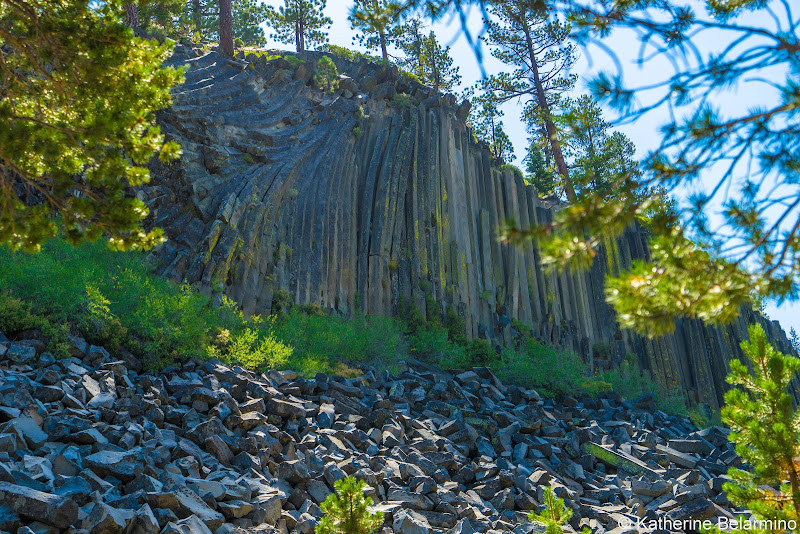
[210,324,292,370]
[399,68,422,84]
[317,477,384,534]
[501,163,524,180]
[444,308,467,345]
[592,341,611,359]
[319,44,379,63]
[495,338,588,398]
[392,93,413,107]
[246,50,282,61]
[233,37,244,49]
[297,302,325,316]
[0,239,219,365]
[424,292,441,326]
[0,292,71,357]
[406,302,426,334]
[410,324,470,369]
[283,54,305,68]
[242,153,254,164]
[314,56,339,93]
[468,337,497,366]
[270,311,404,377]
[353,126,363,138]
[272,289,292,313]
[594,354,687,414]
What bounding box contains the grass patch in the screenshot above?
[320,44,381,64]
[392,93,413,107]
[0,239,406,374]
[593,354,688,415]
[0,239,690,417]
[500,163,524,180]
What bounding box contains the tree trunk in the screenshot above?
[490,115,498,159]
[432,53,440,91]
[124,3,139,28]
[414,30,422,70]
[522,17,576,202]
[297,8,305,52]
[219,0,234,56]
[380,32,388,61]
[192,0,201,37]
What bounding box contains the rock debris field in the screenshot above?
[0,332,743,534]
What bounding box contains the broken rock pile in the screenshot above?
[0,331,741,534]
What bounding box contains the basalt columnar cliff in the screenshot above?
[144,46,794,412]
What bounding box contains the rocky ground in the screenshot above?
[0,331,741,534]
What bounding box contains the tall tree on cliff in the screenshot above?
[418,31,460,91]
[396,17,425,71]
[349,0,400,62]
[160,0,267,47]
[219,0,233,55]
[468,90,514,162]
[265,0,331,53]
[560,95,641,200]
[397,23,460,91]
[482,3,577,201]
[525,145,557,198]
[0,0,184,252]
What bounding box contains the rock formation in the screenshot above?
[0,329,743,534]
[143,46,795,413]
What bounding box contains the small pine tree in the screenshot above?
[525,145,557,198]
[790,327,799,353]
[400,30,460,91]
[528,487,587,534]
[314,56,339,93]
[467,89,514,162]
[316,477,384,534]
[717,323,800,533]
[265,0,331,53]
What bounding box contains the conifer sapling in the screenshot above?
[716,323,800,532]
[529,487,589,534]
[316,476,384,534]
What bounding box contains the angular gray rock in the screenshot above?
[0,482,78,529]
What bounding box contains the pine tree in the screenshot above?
[316,477,384,534]
[0,0,184,252]
[135,0,190,40]
[561,95,641,200]
[396,20,459,91]
[395,17,425,72]
[265,0,331,53]
[173,0,267,47]
[349,0,400,62]
[716,323,800,533]
[231,0,270,47]
[790,327,800,353]
[483,2,577,201]
[525,145,557,198]
[467,90,514,162]
[528,487,587,534]
[418,31,460,91]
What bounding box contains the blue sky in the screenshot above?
[260,0,799,336]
